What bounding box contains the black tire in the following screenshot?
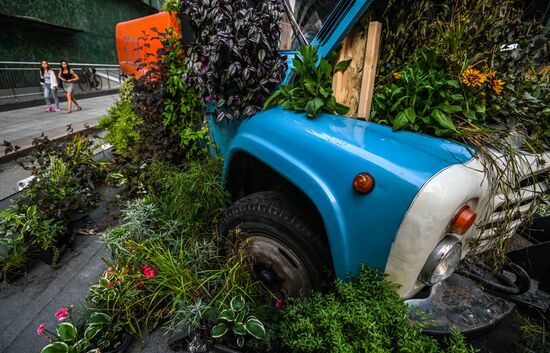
[92,75,102,90]
[219,191,331,297]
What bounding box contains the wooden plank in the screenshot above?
[332,26,367,117]
[332,36,350,104]
[357,21,382,120]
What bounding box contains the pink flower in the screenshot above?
[36,323,45,335]
[142,265,156,279]
[274,299,283,310]
[55,308,69,321]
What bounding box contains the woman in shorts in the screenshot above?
[58,60,81,113]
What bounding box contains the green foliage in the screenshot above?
[212,295,266,348]
[131,28,205,164]
[99,100,143,157]
[264,45,351,118]
[144,158,230,236]
[161,0,180,12]
[371,48,494,136]
[39,310,120,353]
[0,132,99,277]
[366,0,549,149]
[119,77,135,104]
[161,29,208,159]
[280,265,477,353]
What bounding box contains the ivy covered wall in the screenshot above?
[0,0,157,64]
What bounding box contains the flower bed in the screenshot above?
[0,132,101,281]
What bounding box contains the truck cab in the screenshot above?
[117,0,550,331]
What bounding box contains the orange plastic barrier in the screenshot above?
[115,12,180,78]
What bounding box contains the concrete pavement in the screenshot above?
[0,94,117,159]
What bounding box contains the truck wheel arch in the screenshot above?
[224,151,336,276]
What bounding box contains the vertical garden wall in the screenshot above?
[0,0,158,64]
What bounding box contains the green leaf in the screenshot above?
[85,325,101,341]
[245,317,266,339]
[333,102,349,116]
[230,296,246,312]
[431,109,456,131]
[438,105,462,114]
[41,342,69,353]
[404,107,416,123]
[474,104,486,113]
[258,49,266,62]
[319,87,332,98]
[211,323,228,338]
[88,312,110,324]
[237,336,245,348]
[334,59,352,73]
[319,59,332,78]
[263,90,283,109]
[304,79,317,95]
[57,323,77,342]
[219,309,235,322]
[233,322,246,335]
[305,98,324,118]
[449,94,464,101]
[235,309,245,323]
[446,80,460,88]
[393,111,409,130]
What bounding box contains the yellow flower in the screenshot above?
[485,70,497,81]
[460,68,487,87]
[392,72,402,80]
[491,79,505,95]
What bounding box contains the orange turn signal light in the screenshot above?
[353,173,375,194]
[450,205,477,235]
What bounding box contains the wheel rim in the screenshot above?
[245,234,312,297]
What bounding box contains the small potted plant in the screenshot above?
[211,296,267,351]
[37,306,132,353]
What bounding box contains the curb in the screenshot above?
[0,120,101,164]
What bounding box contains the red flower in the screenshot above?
[55,308,69,321]
[36,323,45,335]
[274,299,283,310]
[142,265,156,279]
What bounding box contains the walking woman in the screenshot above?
[39,60,60,112]
[58,60,81,113]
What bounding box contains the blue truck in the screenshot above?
[117,0,550,331]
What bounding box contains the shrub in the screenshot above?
[132,28,204,163]
[181,0,287,121]
[264,45,351,118]
[144,158,230,236]
[99,100,143,158]
[280,265,477,353]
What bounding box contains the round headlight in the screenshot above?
[419,236,462,286]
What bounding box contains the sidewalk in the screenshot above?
[0,94,117,160]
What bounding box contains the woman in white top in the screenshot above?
[39,60,60,112]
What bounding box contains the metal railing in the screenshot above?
[0,61,123,105]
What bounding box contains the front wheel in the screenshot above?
[219,191,331,297]
[92,75,102,90]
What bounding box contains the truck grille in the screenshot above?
[475,164,549,251]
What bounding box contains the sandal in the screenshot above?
[67,110,72,114]
[77,106,82,111]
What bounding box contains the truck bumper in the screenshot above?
[406,273,516,334]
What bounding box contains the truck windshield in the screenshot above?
[280,0,340,50]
